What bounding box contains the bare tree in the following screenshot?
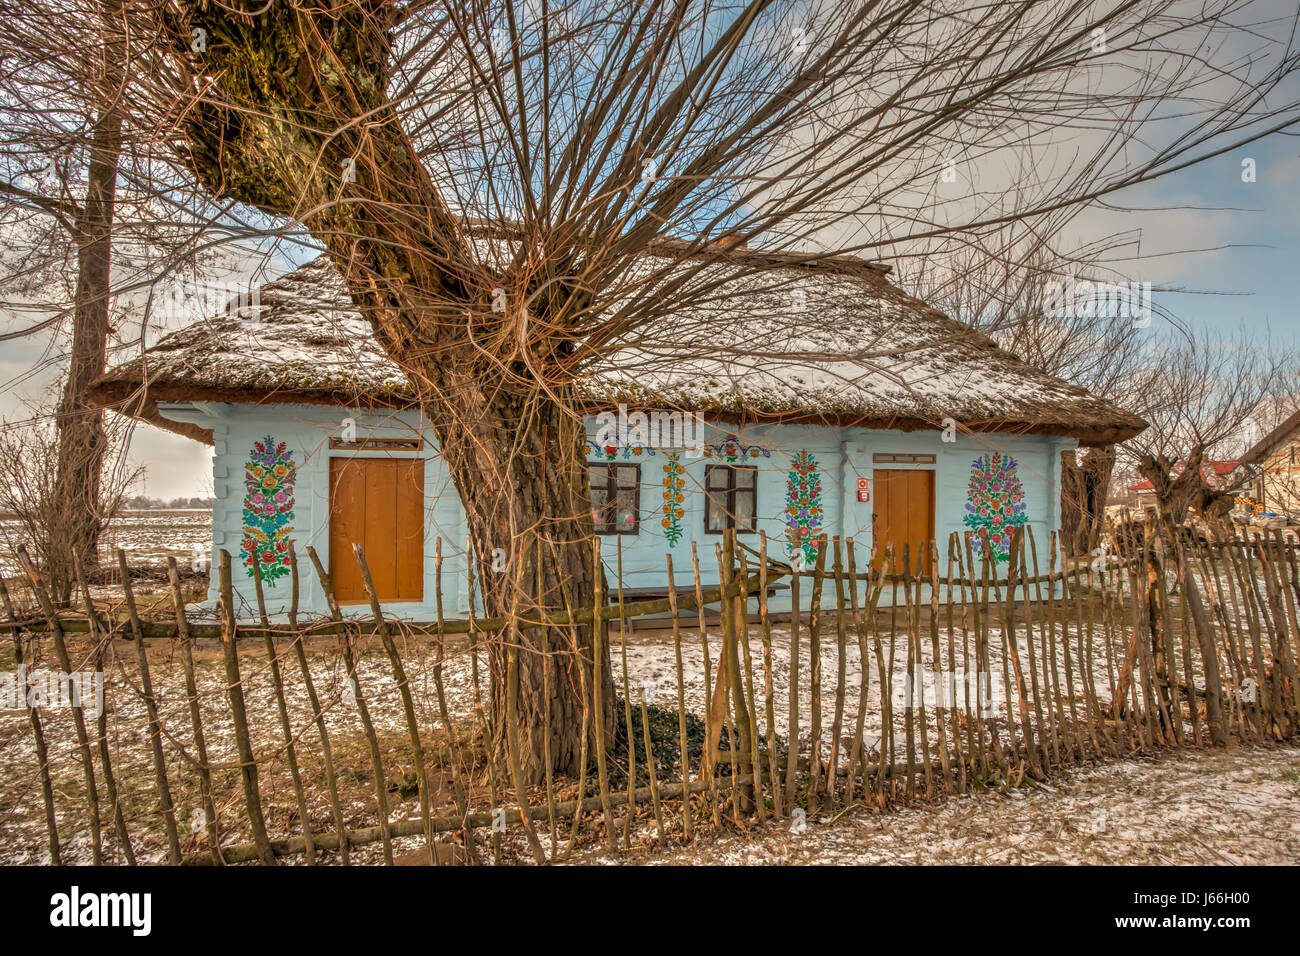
[0,1,127,600]
[7,0,1293,777]
[1108,328,1294,746]
[0,402,141,598]
[0,0,242,600]
[906,219,1161,553]
[1127,328,1292,531]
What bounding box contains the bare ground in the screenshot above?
[589,742,1300,865]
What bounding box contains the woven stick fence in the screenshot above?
[1,522,1297,865]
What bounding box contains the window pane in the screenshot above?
[614,489,638,532]
[706,466,728,489]
[616,465,638,488]
[735,467,756,489]
[735,489,756,530]
[706,496,727,531]
[591,482,610,529]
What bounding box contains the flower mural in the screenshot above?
[241,436,296,584]
[661,453,686,546]
[784,450,822,567]
[583,437,657,460]
[962,452,1028,562]
[706,434,770,462]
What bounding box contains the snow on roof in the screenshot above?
[90,243,1147,446]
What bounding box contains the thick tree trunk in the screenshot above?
[168,2,615,782]
[429,387,616,782]
[1059,444,1115,556]
[49,95,123,603]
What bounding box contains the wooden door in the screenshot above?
[329,457,425,602]
[871,469,935,574]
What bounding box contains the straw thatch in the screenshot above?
[90,239,1146,446]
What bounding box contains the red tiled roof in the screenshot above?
[1127,460,1238,493]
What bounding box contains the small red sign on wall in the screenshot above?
[857,477,870,502]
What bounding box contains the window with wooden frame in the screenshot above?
[705,465,757,533]
[589,463,641,534]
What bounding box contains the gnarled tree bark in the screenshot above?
[165,1,612,779]
[1059,444,1115,557]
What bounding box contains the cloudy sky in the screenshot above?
[2,1,1297,501]
[3,129,1296,501]
[131,129,1300,497]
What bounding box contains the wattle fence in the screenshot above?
[1,522,1297,865]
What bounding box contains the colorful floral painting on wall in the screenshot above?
[662,453,686,546]
[706,434,770,462]
[241,436,296,584]
[784,450,823,567]
[962,452,1028,562]
[583,437,657,460]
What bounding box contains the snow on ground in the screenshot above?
[0,589,1289,865]
[0,633,488,865]
[591,743,1300,865]
[0,510,211,584]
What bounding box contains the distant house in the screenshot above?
[1236,408,1300,519]
[1127,459,1240,513]
[89,239,1144,618]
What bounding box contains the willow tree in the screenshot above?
[0,1,129,602]
[114,0,1300,779]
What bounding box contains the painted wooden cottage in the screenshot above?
[90,242,1145,619]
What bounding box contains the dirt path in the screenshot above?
[591,743,1300,865]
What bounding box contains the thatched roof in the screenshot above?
[90,242,1146,447]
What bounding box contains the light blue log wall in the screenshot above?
[157,401,1075,621]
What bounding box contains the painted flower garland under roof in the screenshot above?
[584,437,657,460]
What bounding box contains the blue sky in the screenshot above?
[1090,130,1300,341]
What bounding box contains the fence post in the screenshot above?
[806,533,828,811]
[304,545,393,864]
[286,545,351,863]
[591,537,616,849]
[75,553,135,864]
[664,552,694,837]
[252,550,316,865]
[354,543,432,865]
[17,544,102,864]
[166,556,220,864]
[216,549,277,865]
[1172,532,1227,745]
[0,573,61,864]
[757,532,782,817]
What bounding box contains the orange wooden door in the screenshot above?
[329,457,425,602]
[871,469,935,574]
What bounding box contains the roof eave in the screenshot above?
[90,377,1146,448]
